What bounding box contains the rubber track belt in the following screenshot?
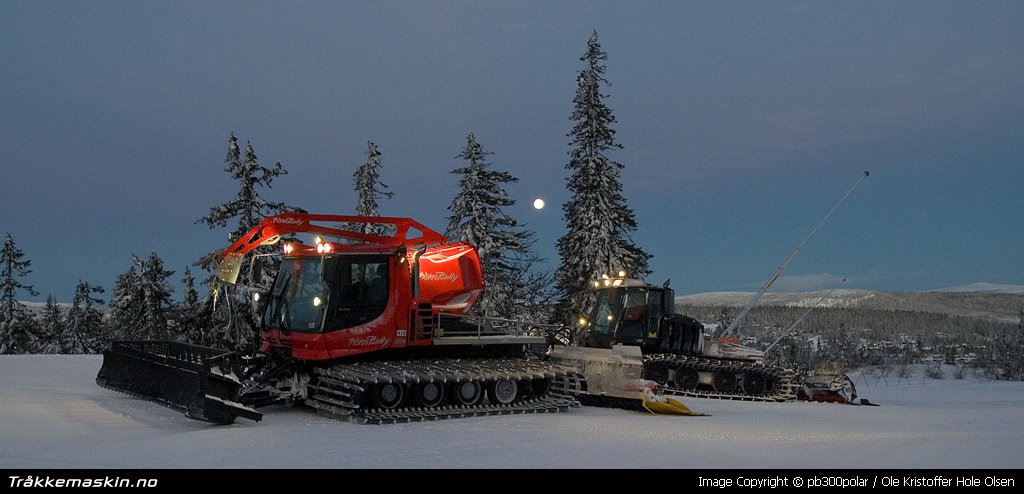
[645,354,800,402]
[305,358,582,424]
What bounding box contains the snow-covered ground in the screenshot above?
[1,355,1022,469]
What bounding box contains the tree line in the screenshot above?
[681,303,1024,380]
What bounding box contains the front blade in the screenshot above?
[96,340,261,424]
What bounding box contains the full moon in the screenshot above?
[532,198,545,210]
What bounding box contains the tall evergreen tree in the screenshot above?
[0,233,41,353]
[37,294,65,354]
[175,266,206,345]
[555,31,651,325]
[350,141,393,235]
[64,281,105,353]
[181,267,198,308]
[446,133,535,317]
[108,253,175,341]
[198,133,294,247]
[194,133,303,351]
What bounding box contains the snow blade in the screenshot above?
[641,388,710,416]
[96,340,262,424]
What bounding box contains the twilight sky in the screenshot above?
[2,0,1022,302]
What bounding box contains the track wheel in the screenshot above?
[529,377,551,397]
[415,381,445,407]
[644,363,670,384]
[489,379,519,405]
[712,370,737,393]
[742,373,767,395]
[451,380,483,406]
[374,382,405,409]
[673,367,699,390]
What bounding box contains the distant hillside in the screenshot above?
[937,282,1024,294]
[677,289,1024,324]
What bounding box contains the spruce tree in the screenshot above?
[64,281,105,353]
[107,263,141,341]
[350,141,393,235]
[195,133,303,351]
[37,295,65,354]
[108,253,175,341]
[176,267,205,345]
[555,31,651,325]
[181,267,198,308]
[446,133,535,317]
[0,233,41,353]
[198,133,295,246]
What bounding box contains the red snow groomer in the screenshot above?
[97,214,580,424]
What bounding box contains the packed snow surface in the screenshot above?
[2,355,1022,469]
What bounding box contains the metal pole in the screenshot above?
[765,278,847,353]
[722,171,869,338]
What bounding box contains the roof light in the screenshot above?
[316,241,334,254]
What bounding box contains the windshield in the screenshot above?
[264,255,392,333]
[585,287,651,347]
[264,258,327,332]
[585,288,621,348]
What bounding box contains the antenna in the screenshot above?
[721,171,869,338]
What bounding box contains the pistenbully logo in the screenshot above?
[420,271,459,282]
[348,336,390,347]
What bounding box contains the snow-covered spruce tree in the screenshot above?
[0,233,41,353]
[503,257,560,325]
[36,294,65,354]
[64,281,105,354]
[446,133,536,318]
[555,31,651,325]
[348,141,394,235]
[174,267,207,344]
[181,267,199,309]
[107,253,175,341]
[194,133,304,352]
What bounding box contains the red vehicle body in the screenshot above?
[216,213,487,361]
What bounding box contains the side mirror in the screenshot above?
[322,256,339,284]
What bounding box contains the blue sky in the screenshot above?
[2,0,1022,302]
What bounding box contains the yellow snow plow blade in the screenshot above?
[641,388,709,416]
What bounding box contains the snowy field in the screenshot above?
[1,354,1022,469]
